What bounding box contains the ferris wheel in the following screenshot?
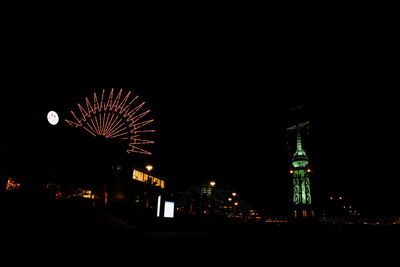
[65,88,155,155]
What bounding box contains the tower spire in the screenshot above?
[296,127,303,151]
[287,120,310,167]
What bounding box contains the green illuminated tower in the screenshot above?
[287,120,314,219]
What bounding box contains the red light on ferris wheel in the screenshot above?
[65,88,155,155]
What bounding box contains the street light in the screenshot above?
[234,202,239,218]
[145,164,154,185]
[210,181,216,187]
[145,164,154,209]
[146,165,153,172]
[227,197,233,218]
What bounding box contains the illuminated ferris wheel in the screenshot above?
[65,88,155,155]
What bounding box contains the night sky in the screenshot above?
[1,14,399,217]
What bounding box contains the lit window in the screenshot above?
[302,210,307,217]
[6,178,21,192]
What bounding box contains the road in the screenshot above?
[1,192,399,263]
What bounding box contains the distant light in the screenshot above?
[210,181,216,187]
[289,169,294,174]
[232,192,237,197]
[47,111,59,125]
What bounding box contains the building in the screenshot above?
[320,193,361,224]
[287,120,315,220]
[130,167,167,212]
[179,182,262,221]
[42,165,167,217]
[5,178,21,192]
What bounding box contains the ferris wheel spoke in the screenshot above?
[109,131,128,139]
[82,126,96,137]
[86,119,98,136]
[103,113,119,136]
[105,117,124,137]
[103,112,114,136]
[108,126,127,139]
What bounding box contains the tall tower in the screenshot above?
[287,119,314,220]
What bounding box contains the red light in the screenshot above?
[66,88,155,155]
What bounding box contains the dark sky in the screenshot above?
[1,14,399,217]
[1,74,399,217]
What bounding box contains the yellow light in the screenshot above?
[146,165,153,172]
[307,168,311,173]
[289,169,294,174]
[210,181,216,187]
[232,192,237,197]
[234,202,239,206]
[228,197,232,201]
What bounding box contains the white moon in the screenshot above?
[47,111,59,125]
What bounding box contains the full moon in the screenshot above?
[47,111,59,125]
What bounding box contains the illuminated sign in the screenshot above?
[157,195,161,217]
[164,201,175,218]
[132,169,165,188]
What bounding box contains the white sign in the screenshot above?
[157,195,161,217]
[164,201,175,218]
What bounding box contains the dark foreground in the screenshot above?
[1,192,399,263]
